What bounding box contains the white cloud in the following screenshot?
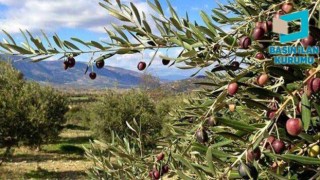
[0,0,151,34]
[0,0,199,79]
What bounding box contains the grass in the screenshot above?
[0,126,93,179]
[25,167,87,179]
[64,124,90,131]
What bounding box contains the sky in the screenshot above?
[0,0,225,80]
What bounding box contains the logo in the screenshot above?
[273,10,309,43]
[268,10,319,65]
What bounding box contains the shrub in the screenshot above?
[0,61,68,153]
[21,82,69,147]
[64,103,93,128]
[90,90,162,148]
[0,61,27,150]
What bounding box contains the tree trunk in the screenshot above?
[0,146,11,166]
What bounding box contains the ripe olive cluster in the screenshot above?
[239,2,316,50]
[63,56,105,80]
[63,56,76,70]
[148,152,169,180]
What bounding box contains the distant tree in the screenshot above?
[90,90,162,149]
[139,73,161,90]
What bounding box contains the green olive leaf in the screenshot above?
[301,93,311,131]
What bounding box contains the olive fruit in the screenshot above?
[137,61,146,71]
[162,59,170,65]
[272,139,285,154]
[96,60,105,69]
[230,61,240,71]
[252,28,265,40]
[147,41,156,46]
[228,82,238,96]
[207,117,216,126]
[161,165,169,174]
[255,22,266,32]
[308,145,320,157]
[153,170,160,179]
[238,163,258,180]
[247,148,261,162]
[148,171,153,178]
[308,78,320,93]
[239,36,252,49]
[156,152,164,161]
[301,35,316,48]
[213,44,220,52]
[196,128,209,143]
[63,61,69,70]
[266,21,273,32]
[255,52,265,60]
[296,102,302,114]
[67,57,76,68]
[265,136,275,149]
[282,2,294,14]
[267,110,277,120]
[89,72,97,80]
[286,118,303,136]
[257,73,269,86]
[255,21,272,33]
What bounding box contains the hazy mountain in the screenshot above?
[1,56,143,88]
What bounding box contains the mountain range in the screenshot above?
[1,55,207,90]
[1,55,143,89]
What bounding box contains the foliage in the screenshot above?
[21,82,69,147]
[0,61,68,152]
[1,0,320,179]
[90,90,162,149]
[140,73,161,90]
[85,121,153,179]
[65,104,92,128]
[65,89,185,149]
[0,61,27,149]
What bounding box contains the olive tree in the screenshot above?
[0,61,27,157]
[0,0,319,179]
[90,90,162,149]
[21,82,69,148]
[0,61,68,158]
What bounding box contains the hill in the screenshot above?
[1,56,142,89]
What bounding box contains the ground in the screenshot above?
[0,126,93,179]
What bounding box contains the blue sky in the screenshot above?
[0,0,225,80]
